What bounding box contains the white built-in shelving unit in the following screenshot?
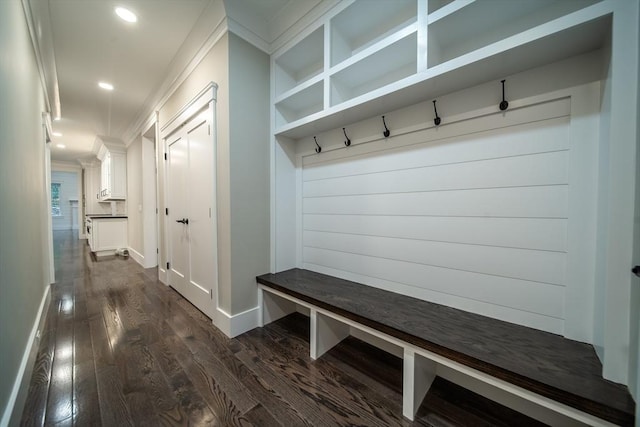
[271,0,612,139]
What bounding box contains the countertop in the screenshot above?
[86,215,128,219]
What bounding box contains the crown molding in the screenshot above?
[21,0,61,119]
[122,0,228,144]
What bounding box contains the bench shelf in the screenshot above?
[257,268,635,426]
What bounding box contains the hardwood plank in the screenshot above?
[45,298,74,424]
[240,327,401,426]
[164,314,257,414]
[234,348,333,427]
[20,294,58,426]
[89,316,114,370]
[139,290,312,427]
[147,338,218,426]
[242,404,281,426]
[72,320,100,426]
[269,316,403,403]
[161,333,249,426]
[95,365,134,427]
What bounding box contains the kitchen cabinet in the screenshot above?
[87,216,128,256]
[82,162,99,215]
[96,137,127,201]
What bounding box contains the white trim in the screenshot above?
[215,306,259,338]
[158,267,167,285]
[160,82,218,138]
[269,0,341,55]
[1,285,51,427]
[226,17,270,54]
[128,247,145,267]
[20,0,60,119]
[51,161,82,172]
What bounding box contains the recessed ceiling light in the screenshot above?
[115,7,137,23]
[52,132,62,137]
[56,144,66,149]
[98,81,114,91]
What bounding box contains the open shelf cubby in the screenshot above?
[274,26,324,98]
[275,80,324,129]
[330,0,416,67]
[427,0,601,68]
[427,0,456,15]
[330,31,417,107]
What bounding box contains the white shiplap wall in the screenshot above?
[301,99,570,334]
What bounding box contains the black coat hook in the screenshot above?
[382,116,390,138]
[499,79,509,111]
[343,128,351,147]
[313,136,321,153]
[432,100,441,126]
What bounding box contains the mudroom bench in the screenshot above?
[256,268,635,426]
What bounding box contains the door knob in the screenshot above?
[176,218,189,225]
[633,266,640,278]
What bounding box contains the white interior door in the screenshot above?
[166,107,216,318]
[167,133,188,296]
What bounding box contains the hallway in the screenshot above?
[20,232,543,426]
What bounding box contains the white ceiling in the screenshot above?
[37,0,319,163]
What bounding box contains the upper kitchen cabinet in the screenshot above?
[95,137,127,201]
[271,0,612,139]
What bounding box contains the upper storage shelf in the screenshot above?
[330,29,417,107]
[330,0,416,67]
[274,26,324,98]
[271,0,610,138]
[427,0,601,68]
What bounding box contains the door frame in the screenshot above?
[141,114,159,269]
[160,82,219,316]
[42,113,54,284]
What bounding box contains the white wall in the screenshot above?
[601,0,640,386]
[228,33,270,314]
[51,170,79,230]
[141,135,157,268]
[127,137,143,257]
[0,0,50,423]
[126,133,158,268]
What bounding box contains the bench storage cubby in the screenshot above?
[257,268,635,426]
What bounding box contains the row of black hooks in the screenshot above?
[313,79,509,153]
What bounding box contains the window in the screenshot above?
[51,182,61,216]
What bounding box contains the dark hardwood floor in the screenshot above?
[20,231,546,426]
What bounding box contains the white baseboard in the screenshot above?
[215,306,259,338]
[1,285,51,427]
[128,247,158,269]
[158,268,167,285]
[129,247,144,267]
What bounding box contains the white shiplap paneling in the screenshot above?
[303,215,567,252]
[303,186,568,217]
[303,230,566,285]
[301,99,570,334]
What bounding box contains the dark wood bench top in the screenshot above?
[257,268,635,426]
